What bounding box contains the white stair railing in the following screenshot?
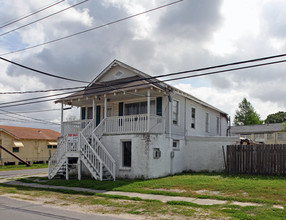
[48,136,67,179]
[92,133,116,180]
[79,118,115,180]
[79,133,101,180]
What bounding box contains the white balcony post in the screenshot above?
[93,97,96,130]
[93,97,96,120]
[104,95,107,132]
[61,102,64,135]
[147,89,150,132]
[104,95,107,119]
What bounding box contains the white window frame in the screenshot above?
[172,139,180,151]
[121,140,132,169]
[191,107,196,129]
[216,116,220,135]
[277,133,284,141]
[267,133,273,140]
[205,112,209,133]
[172,100,179,125]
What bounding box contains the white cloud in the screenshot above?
[1,0,286,129]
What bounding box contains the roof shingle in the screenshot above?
[0,125,60,140]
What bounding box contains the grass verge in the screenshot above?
[20,172,286,205]
[0,163,48,171]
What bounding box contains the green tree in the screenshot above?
[265,111,286,124]
[282,122,286,131]
[233,98,263,125]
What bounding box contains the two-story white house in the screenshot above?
[49,60,237,180]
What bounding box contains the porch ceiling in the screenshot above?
[61,87,166,107]
[57,76,169,107]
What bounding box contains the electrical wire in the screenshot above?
[0,86,85,94]
[0,108,61,114]
[0,57,285,109]
[0,0,65,29]
[1,52,286,95]
[0,109,60,125]
[0,118,59,125]
[0,0,88,37]
[0,0,184,56]
[0,57,89,83]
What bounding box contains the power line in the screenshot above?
[0,0,184,56]
[0,0,88,37]
[0,86,85,94]
[0,57,89,83]
[0,108,61,114]
[1,52,284,96]
[0,0,65,29]
[0,118,59,125]
[0,57,285,109]
[0,109,60,125]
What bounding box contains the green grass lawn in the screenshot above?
[0,163,48,171]
[21,172,286,205]
[3,172,286,219]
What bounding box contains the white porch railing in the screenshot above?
[62,114,164,136]
[62,119,92,137]
[105,114,164,134]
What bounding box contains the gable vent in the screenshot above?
[114,71,124,79]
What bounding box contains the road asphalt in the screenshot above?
[0,168,48,178]
[0,196,127,220]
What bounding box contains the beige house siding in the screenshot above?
[0,130,57,165]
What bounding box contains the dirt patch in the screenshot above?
[195,190,224,196]
[146,188,186,193]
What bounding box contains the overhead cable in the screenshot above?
[0,0,184,56]
[0,57,89,83]
[0,0,65,29]
[0,58,285,109]
[0,0,88,37]
[0,86,85,94]
[0,109,60,125]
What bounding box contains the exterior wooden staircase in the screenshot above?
[48,118,116,181]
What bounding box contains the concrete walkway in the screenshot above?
[1,180,266,207]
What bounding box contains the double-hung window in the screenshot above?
[122,141,132,167]
[205,113,209,133]
[172,100,179,125]
[191,108,196,129]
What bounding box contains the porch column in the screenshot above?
[61,102,64,135]
[93,97,96,119]
[147,89,150,132]
[104,95,107,119]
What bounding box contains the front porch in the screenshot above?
[62,114,165,137]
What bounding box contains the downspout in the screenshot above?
[184,97,187,136]
[147,89,150,132]
[168,91,173,175]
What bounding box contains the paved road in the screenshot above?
[0,168,48,178]
[0,196,128,220]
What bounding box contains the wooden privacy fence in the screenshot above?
[226,144,286,175]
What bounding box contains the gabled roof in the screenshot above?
[0,125,60,140]
[231,123,284,134]
[56,59,228,116]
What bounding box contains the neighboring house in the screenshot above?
[230,123,286,144]
[0,125,60,165]
[49,60,237,180]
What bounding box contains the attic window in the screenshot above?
[114,71,124,79]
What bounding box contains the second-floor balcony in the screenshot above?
[61,114,164,137]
